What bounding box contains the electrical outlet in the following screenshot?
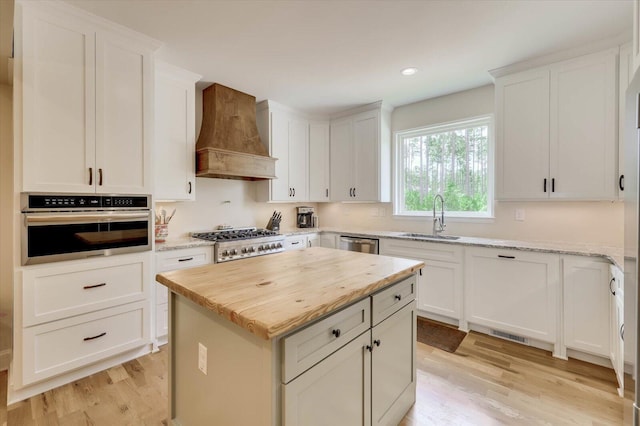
[515,208,525,221]
[198,342,207,375]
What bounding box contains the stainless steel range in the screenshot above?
[192,227,285,263]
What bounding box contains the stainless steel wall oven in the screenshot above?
[21,193,152,265]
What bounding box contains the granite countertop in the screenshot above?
[320,228,624,269]
[155,237,215,252]
[155,247,424,340]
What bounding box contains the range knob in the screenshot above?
[257,245,263,251]
[230,249,238,255]
[276,242,283,249]
[248,247,255,253]
[241,248,248,254]
[270,243,276,249]
[221,250,229,256]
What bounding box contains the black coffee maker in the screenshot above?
[296,206,315,228]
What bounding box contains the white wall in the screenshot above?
[318,85,624,247]
[0,83,13,370]
[155,179,316,239]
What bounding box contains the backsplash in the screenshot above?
[155,178,317,239]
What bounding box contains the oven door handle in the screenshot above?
[24,212,151,225]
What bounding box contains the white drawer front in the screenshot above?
[22,253,149,326]
[22,301,149,386]
[156,247,212,272]
[284,236,308,251]
[380,238,463,262]
[372,276,416,326]
[282,298,370,384]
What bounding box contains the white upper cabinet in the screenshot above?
[495,48,617,201]
[17,1,160,194]
[619,43,632,200]
[256,101,308,202]
[308,121,331,201]
[549,50,616,199]
[154,62,201,201]
[496,69,550,200]
[330,103,391,202]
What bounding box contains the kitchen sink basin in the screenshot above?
[399,233,461,240]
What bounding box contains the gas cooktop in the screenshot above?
[192,227,285,263]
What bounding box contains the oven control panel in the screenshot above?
[24,194,150,210]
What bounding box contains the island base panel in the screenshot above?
[170,293,277,425]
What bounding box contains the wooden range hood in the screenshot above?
[196,83,276,180]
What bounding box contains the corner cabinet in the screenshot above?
[154,62,201,201]
[330,103,392,202]
[256,101,308,202]
[495,48,617,200]
[15,0,160,194]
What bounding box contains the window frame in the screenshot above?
[393,114,495,220]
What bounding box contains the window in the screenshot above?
[394,116,493,218]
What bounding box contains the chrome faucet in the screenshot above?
[433,194,446,236]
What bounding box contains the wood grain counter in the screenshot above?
[155,247,424,339]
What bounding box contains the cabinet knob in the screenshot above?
[373,339,381,347]
[394,294,402,301]
[609,277,616,296]
[365,345,373,352]
[332,329,341,338]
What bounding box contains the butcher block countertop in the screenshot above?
[155,247,424,340]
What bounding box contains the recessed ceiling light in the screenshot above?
[401,67,418,76]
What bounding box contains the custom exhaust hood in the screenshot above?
[196,83,276,180]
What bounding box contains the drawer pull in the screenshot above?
[419,269,422,276]
[365,345,373,352]
[373,339,381,347]
[621,324,624,341]
[332,329,341,338]
[394,294,402,301]
[498,255,515,259]
[83,332,106,342]
[178,257,194,262]
[609,277,616,296]
[291,241,300,245]
[83,282,106,290]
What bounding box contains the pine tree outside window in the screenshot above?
[394,116,494,218]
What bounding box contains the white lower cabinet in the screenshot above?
[464,247,559,344]
[380,239,462,321]
[284,235,308,251]
[282,276,416,425]
[154,246,213,346]
[13,252,152,395]
[320,233,337,249]
[563,256,610,357]
[307,233,319,248]
[609,264,625,395]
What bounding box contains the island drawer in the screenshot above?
[22,253,149,326]
[372,275,416,326]
[281,298,370,384]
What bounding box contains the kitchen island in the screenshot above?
[156,247,424,426]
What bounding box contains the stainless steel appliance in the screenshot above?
[192,227,285,263]
[338,235,379,254]
[296,206,315,228]
[21,193,152,265]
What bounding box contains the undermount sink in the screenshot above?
[399,233,461,241]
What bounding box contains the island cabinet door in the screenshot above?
[282,332,371,426]
[371,302,416,426]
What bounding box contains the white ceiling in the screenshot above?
[63,0,632,115]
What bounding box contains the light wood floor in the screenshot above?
[0,331,634,425]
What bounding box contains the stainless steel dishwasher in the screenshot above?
[338,235,379,254]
